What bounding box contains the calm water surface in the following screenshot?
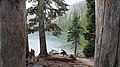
[28,32,83,56]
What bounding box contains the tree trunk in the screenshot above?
[0,0,26,67]
[26,29,29,59]
[26,24,29,59]
[95,0,120,67]
[74,43,77,56]
[38,0,48,57]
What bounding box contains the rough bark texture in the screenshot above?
[38,0,48,57]
[95,0,120,67]
[0,0,26,67]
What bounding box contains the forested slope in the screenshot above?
[52,1,87,32]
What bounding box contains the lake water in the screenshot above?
[28,32,83,56]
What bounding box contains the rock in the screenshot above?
[49,48,67,55]
[49,49,61,55]
[61,49,67,55]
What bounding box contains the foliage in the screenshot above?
[83,44,95,57]
[67,12,83,56]
[27,0,69,35]
[80,38,88,47]
[27,0,69,57]
[84,0,95,44]
[67,14,82,44]
[78,54,86,58]
[83,0,95,57]
[69,54,76,60]
[45,23,62,37]
[52,1,87,31]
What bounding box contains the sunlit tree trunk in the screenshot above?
[95,0,120,67]
[38,0,48,57]
[0,0,26,67]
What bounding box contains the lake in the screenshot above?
[28,32,83,56]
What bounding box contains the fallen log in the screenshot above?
[44,57,76,62]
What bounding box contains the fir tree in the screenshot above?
[67,13,82,56]
[27,0,69,57]
[83,0,95,57]
[27,0,69,35]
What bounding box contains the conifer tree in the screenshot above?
[27,0,69,57]
[67,13,82,56]
[83,0,95,57]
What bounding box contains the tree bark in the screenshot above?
[74,43,77,56]
[95,0,120,67]
[0,0,26,67]
[26,24,29,59]
[38,0,48,57]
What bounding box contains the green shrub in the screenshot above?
[69,54,76,60]
[83,44,95,57]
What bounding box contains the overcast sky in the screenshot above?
[65,0,84,5]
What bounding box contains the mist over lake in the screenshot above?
[28,32,83,56]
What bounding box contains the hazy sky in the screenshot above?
[65,0,84,5]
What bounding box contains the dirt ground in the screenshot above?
[27,55,94,67]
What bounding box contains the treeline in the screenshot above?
[52,1,87,32]
[52,0,95,57]
[26,0,95,57]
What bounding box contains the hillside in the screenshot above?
[52,1,87,32]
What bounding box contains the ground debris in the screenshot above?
[44,56,76,62]
[27,56,94,67]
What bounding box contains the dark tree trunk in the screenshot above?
[0,0,26,67]
[74,43,77,56]
[38,0,48,57]
[95,0,120,67]
[26,30,29,59]
[26,23,29,59]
